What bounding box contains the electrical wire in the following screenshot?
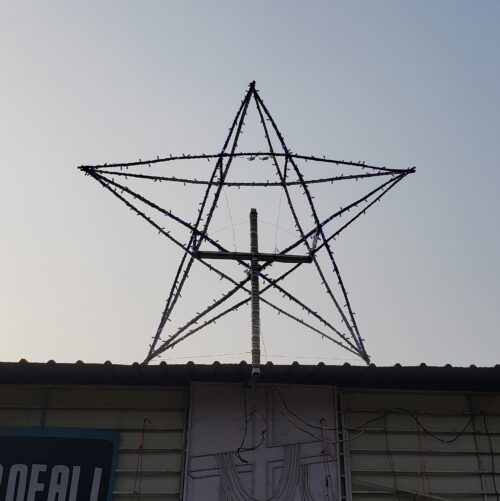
[271,384,389,433]
[236,387,268,463]
[280,411,368,445]
[415,409,432,496]
[159,351,250,361]
[353,479,453,501]
[394,407,474,444]
[482,412,500,501]
[383,413,401,501]
[319,418,333,500]
[260,324,268,364]
[132,418,151,500]
[236,387,250,463]
[274,191,284,253]
[222,186,237,252]
[271,385,478,445]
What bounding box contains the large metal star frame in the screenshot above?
[79,81,415,365]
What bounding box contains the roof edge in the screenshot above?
[0,361,499,392]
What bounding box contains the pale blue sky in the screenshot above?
[1,1,499,366]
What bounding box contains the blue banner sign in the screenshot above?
[0,428,119,501]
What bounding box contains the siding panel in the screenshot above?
[344,390,500,501]
[0,386,186,500]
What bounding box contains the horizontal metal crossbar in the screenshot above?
[194,250,312,263]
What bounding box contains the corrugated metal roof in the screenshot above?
[0,360,499,391]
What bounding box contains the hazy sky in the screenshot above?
[1,1,499,366]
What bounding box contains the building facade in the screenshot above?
[0,361,499,500]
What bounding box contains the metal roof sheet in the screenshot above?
[0,360,499,391]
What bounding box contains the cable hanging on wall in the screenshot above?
[79,81,415,366]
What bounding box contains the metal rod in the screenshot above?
[83,168,398,187]
[250,208,261,374]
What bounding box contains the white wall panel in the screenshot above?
[184,383,341,501]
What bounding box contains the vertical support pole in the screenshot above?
[250,208,261,375]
